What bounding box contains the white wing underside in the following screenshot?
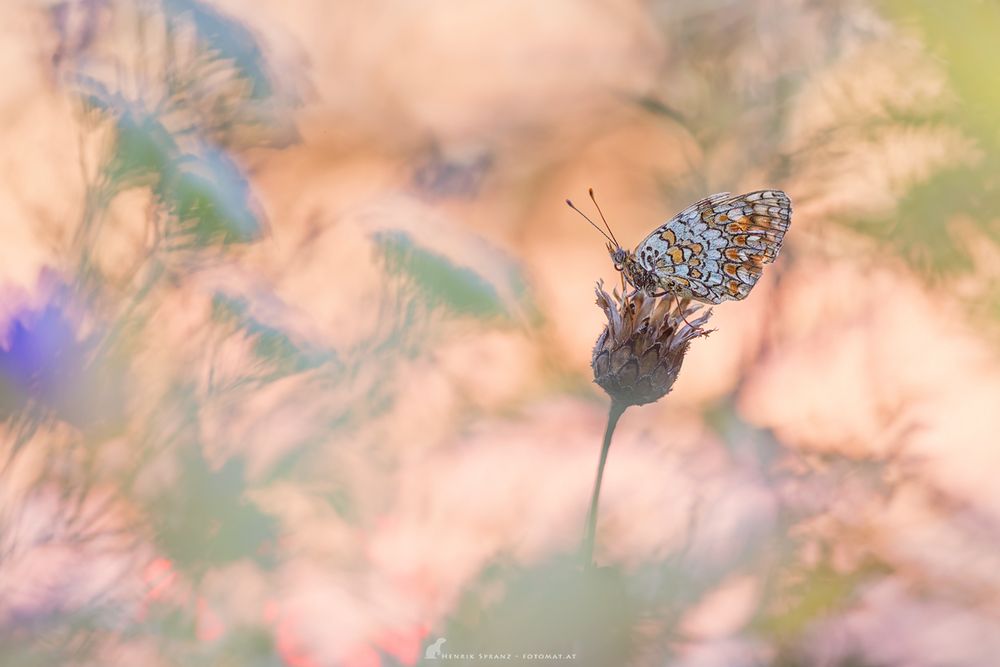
[632,190,791,304]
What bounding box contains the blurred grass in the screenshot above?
[372,230,508,321]
[848,1,1000,281]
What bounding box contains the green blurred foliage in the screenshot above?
[440,559,636,667]
[883,1,1000,144]
[164,0,274,100]
[109,112,180,188]
[211,293,333,382]
[80,96,266,249]
[754,562,874,643]
[856,1,1000,279]
[160,148,264,247]
[372,231,508,321]
[151,447,279,572]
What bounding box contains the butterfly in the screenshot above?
[567,189,791,304]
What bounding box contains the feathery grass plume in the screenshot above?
[584,282,712,566]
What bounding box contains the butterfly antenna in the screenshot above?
[565,199,614,244]
[588,188,620,248]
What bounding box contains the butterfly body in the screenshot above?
[611,190,791,304]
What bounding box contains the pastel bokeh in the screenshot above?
[3,1,1000,666]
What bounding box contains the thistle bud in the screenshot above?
[591,282,711,407]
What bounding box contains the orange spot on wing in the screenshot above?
[724,248,743,261]
[667,246,684,264]
[660,229,676,245]
[752,214,784,229]
[726,218,751,233]
[723,263,740,278]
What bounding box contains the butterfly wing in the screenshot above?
[634,190,791,304]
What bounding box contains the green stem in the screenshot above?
[582,401,627,567]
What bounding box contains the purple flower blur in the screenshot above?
[0,281,121,430]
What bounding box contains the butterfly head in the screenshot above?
[606,243,654,292]
[608,244,628,269]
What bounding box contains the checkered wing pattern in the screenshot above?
[633,190,791,304]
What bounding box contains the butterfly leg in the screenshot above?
[666,289,707,336]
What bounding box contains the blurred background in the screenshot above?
[3,1,1000,665]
